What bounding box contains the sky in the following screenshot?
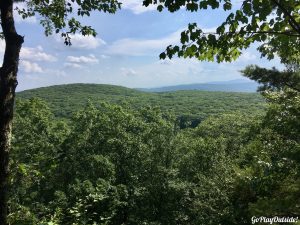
[0,0,284,91]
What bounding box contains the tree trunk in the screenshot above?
[0,0,24,224]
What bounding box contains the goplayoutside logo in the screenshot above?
[251,216,299,224]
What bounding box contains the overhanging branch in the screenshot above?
[202,30,300,37]
[271,0,300,35]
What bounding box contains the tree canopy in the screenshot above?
[1,0,300,224]
[0,0,121,224]
[142,0,300,63]
[14,0,121,44]
[9,92,299,224]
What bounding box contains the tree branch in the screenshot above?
[202,30,300,37]
[271,0,300,35]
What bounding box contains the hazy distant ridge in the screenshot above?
[139,80,259,93]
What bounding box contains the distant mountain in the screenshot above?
[138,80,259,93]
[17,83,265,120]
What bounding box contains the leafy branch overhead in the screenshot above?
[142,0,300,63]
[16,0,122,45]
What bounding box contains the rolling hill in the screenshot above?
[138,80,259,92]
[17,83,265,127]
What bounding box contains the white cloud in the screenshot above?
[202,27,218,33]
[48,69,67,77]
[21,46,57,62]
[112,58,217,88]
[159,59,174,65]
[237,51,257,62]
[105,29,182,56]
[23,74,43,81]
[100,54,110,59]
[20,60,44,73]
[66,54,99,64]
[121,67,138,76]
[105,26,219,56]
[120,0,156,14]
[55,34,106,50]
[64,63,83,69]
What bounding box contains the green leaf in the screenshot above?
[157,5,163,12]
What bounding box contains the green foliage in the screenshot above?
[233,89,300,222]
[9,89,300,224]
[242,65,300,92]
[17,83,265,128]
[9,98,69,224]
[142,0,300,63]
[7,98,235,224]
[17,0,121,45]
[9,1,300,224]
[263,90,300,142]
[195,113,259,157]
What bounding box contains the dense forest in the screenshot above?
[0,0,299,224]
[9,84,299,224]
[17,84,265,128]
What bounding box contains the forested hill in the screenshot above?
[17,83,265,122]
[138,80,258,92]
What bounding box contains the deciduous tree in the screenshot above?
[0,1,121,223]
[143,0,300,63]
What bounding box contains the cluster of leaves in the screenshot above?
[16,0,121,45]
[141,0,300,63]
[8,83,300,224]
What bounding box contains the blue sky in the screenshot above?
[1,0,283,91]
